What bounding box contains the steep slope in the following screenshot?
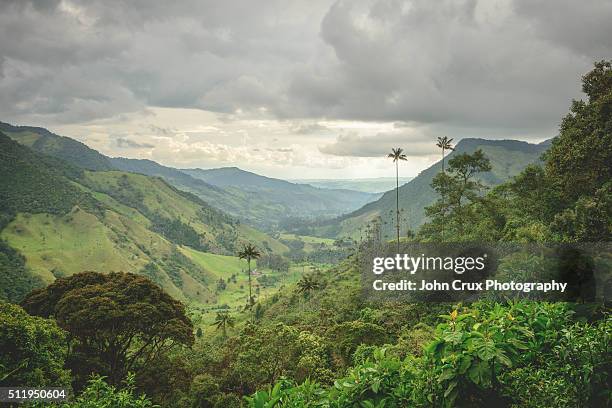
[183,167,378,222]
[1,121,377,229]
[316,138,550,239]
[108,158,255,224]
[0,121,114,171]
[0,132,288,303]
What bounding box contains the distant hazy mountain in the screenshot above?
[1,121,378,229]
[182,167,379,224]
[315,138,550,239]
[293,177,414,193]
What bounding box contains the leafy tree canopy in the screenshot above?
[545,59,612,205]
[0,301,71,388]
[21,272,194,387]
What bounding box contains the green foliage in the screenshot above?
[212,311,236,337]
[248,302,611,408]
[0,121,114,171]
[549,182,612,241]
[419,61,612,244]
[238,243,262,309]
[321,138,547,239]
[259,253,290,272]
[421,149,493,241]
[2,62,612,408]
[545,60,612,205]
[39,374,157,408]
[149,213,208,251]
[246,378,326,408]
[0,301,71,388]
[0,132,89,216]
[328,321,389,365]
[0,238,43,302]
[296,273,323,298]
[21,272,194,388]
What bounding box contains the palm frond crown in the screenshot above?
[436,136,454,151]
[387,147,407,162]
[238,243,261,262]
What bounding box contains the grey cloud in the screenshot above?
[288,0,611,132]
[319,132,436,157]
[0,0,610,140]
[513,0,612,58]
[116,137,155,149]
[290,122,330,135]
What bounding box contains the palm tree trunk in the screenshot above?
[396,161,400,253]
[247,259,253,321]
[441,148,445,242]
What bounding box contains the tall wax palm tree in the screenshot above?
[436,137,454,241]
[436,136,454,173]
[238,243,261,317]
[296,273,322,298]
[211,311,235,338]
[387,148,407,252]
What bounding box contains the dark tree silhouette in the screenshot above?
[387,147,407,252]
[296,273,322,298]
[211,311,235,338]
[436,137,454,240]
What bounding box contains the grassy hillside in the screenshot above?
[0,121,113,171]
[180,247,309,326]
[0,122,378,229]
[0,132,289,304]
[316,138,549,239]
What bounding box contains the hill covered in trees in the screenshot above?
[0,121,377,230]
[315,138,550,239]
[0,132,290,303]
[183,167,379,223]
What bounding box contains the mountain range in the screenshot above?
[292,177,414,193]
[0,129,291,303]
[313,138,551,239]
[0,122,377,229]
[0,120,553,303]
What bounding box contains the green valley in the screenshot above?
[0,121,378,230]
[1,58,610,408]
[0,132,295,306]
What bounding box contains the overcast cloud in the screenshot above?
[0,0,610,178]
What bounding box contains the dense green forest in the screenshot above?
[0,61,611,407]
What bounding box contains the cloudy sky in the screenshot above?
[1,0,610,178]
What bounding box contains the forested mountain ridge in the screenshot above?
[315,138,550,239]
[1,121,378,229]
[183,167,379,222]
[0,131,288,303]
[0,121,114,171]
